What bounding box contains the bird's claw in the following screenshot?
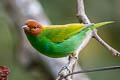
[57,65,72,80]
[59,64,72,75]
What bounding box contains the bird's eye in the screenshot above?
[33,26,37,29]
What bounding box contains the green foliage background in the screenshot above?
[0,0,120,80]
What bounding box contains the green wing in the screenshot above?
[42,23,85,43]
[42,21,113,43]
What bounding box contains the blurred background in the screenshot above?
[0,0,120,80]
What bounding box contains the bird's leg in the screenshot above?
[57,52,78,80]
[71,52,78,79]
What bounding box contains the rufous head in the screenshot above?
[23,19,42,35]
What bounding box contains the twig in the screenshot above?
[76,0,91,24]
[93,30,120,56]
[77,0,120,56]
[62,66,120,79]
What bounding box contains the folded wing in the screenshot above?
[42,23,85,43]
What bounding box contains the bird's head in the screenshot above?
[23,19,42,36]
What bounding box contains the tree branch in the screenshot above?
[63,66,120,79]
[76,0,91,24]
[93,30,120,56]
[76,0,120,56]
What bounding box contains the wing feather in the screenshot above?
[42,23,85,43]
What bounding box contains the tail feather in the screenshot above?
[90,21,114,29]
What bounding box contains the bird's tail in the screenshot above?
[89,21,114,29]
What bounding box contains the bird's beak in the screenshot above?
[22,25,30,31]
[22,25,28,29]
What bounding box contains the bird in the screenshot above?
[23,19,112,58]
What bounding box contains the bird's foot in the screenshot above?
[58,55,77,78]
[58,64,72,80]
[57,53,78,80]
[58,64,72,75]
